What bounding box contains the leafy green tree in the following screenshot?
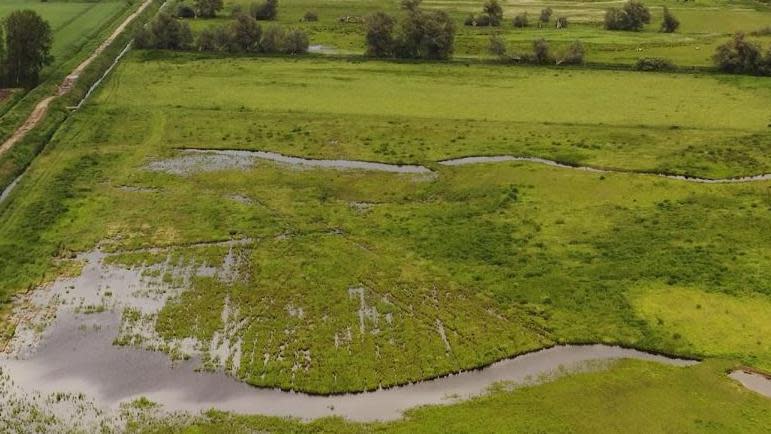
[489,33,507,57]
[150,13,193,50]
[512,12,528,28]
[365,11,396,57]
[660,7,680,33]
[605,1,650,31]
[260,25,286,53]
[230,13,262,52]
[483,0,503,26]
[4,10,53,87]
[532,38,552,64]
[395,9,455,60]
[194,0,223,18]
[713,33,765,75]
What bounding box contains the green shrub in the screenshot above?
[512,12,528,28]
[713,33,769,75]
[559,41,585,65]
[302,11,318,22]
[635,57,676,71]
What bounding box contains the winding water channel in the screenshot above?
[159,149,771,183]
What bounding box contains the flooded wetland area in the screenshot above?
[1,0,771,432]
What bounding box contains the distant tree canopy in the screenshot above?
[604,1,651,31]
[1,10,54,88]
[365,1,455,60]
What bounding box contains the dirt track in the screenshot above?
[0,0,154,158]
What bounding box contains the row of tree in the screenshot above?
[135,13,308,54]
[465,2,568,29]
[489,36,584,65]
[365,0,455,60]
[0,10,53,88]
[174,0,279,20]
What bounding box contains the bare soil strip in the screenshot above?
[0,0,155,158]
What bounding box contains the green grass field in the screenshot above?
[99,53,771,178]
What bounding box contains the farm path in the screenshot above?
[0,0,155,158]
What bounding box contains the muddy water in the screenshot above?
[0,248,699,422]
[439,155,771,183]
[150,149,432,175]
[730,371,771,398]
[151,150,771,184]
[0,320,697,422]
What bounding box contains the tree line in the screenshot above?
[135,2,308,55]
[0,10,53,88]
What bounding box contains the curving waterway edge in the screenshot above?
[165,149,771,184]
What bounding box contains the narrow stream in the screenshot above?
[0,173,22,204]
[156,149,771,184]
[438,155,771,183]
